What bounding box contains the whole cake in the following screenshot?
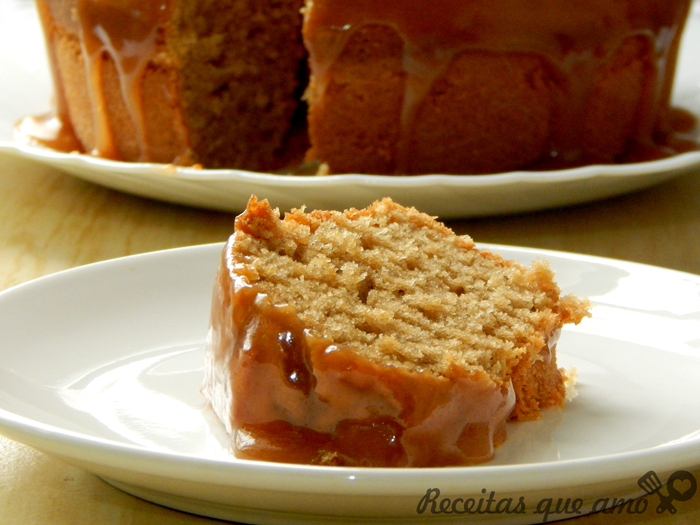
[202,196,590,467]
[19,0,693,174]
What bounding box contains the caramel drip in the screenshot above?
[277,330,317,395]
[303,0,694,171]
[13,110,84,154]
[75,0,171,161]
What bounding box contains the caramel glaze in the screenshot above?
[202,240,521,468]
[303,0,695,172]
[18,0,172,160]
[75,0,171,161]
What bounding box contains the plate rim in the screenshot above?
[2,140,700,187]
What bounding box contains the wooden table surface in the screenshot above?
[1,152,700,524]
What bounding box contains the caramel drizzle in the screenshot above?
[303,0,692,171]
[75,0,170,161]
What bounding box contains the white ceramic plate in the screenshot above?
[1,0,700,218]
[1,242,700,524]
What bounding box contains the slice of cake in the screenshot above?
[202,196,590,467]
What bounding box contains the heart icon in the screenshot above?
[667,471,697,503]
[670,478,693,498]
